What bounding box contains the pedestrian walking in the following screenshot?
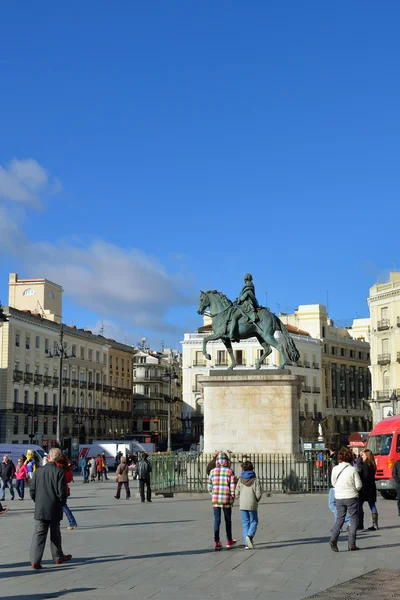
[359,449,378,531]
[137,452,152,503]
[0,501,8,515]
[114,456,131,500]
[95,454,104,482]
[56,454,78,531]
[88,457,96,482]
[329,447,362,552]
[236,460,262,549]
[392,458,400,516]
[0,455,15,501]
[15,457,29,500]
[29,447,72,569]
[79,455,88,483]
[102,452,109,480]
[327,444,350,529]
[208,451,237,550]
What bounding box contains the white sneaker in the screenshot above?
[246,535,254,549]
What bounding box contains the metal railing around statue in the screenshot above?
[149,451,330,496]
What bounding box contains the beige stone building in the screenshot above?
[0,273,135,454]
[133,348,182,449]
[281,305,372,445]
[368,272,400,423]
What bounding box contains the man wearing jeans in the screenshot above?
[0,455,15,501]
[208,451,237,550]
[327,444,350,529]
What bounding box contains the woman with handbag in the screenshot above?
[329,447,362,552]
[114,456,130,500]
[359,449,378,531]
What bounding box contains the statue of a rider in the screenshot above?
[228,273,260,342]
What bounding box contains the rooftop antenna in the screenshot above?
[99,321,105,336]
[161,339,165,352]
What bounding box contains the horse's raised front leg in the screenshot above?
[222,337,236,370]
[202,333,221,362]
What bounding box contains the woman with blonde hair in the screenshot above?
[359,448,378,531]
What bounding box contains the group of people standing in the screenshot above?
[79,453,109,483]
[328,443,379,552]
[114,452,152,502]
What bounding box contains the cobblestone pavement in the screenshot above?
[1,478,400,600]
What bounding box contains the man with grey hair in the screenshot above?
[29,447,72,569]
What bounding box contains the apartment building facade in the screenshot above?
[281,304,372,445]
[0,274,135,453]
[133,349,182,449]
[368,272,400,423]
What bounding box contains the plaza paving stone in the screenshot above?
[1,478,400,599]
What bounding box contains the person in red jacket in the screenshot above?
[95,454,104,482]
[56,454,78,530]
[15,457,29,500]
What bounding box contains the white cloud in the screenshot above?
[30,240,191,334]
[0,157,192,338]
[0,158,61,207]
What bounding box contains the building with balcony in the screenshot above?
[281,304,372,445]
[181,315,323,446]
[133,348,182,449]
[0,273,136,453]
[368,272,400,423]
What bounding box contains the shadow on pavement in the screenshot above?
[0,588,96,599]
[84,519,196,529]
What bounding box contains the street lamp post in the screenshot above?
[49,323,75,449]
[162,368,178,452]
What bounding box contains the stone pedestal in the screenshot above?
[198,370,304,454]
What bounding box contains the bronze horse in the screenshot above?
[197,290,300,369]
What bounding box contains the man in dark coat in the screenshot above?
[137,452,152,503]
[29,447,72,569]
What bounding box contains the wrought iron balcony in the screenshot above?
[296,360,303,367]
[80,381,87,389]
[13,402,24,412]
[103,384,111,393]
[52,376,59,386]
[13,369,23,382]
[62,377,70,386]
[312,362,320,369]
[24,372,33,383]
[378,353,391,365]
[71,379,79,388]
[303,386,311,393]
[304,361,310,368]
[88,382,95,390]
[193,360,207,367]
[96,382,102,391]
[377,319,390,331]
[34,374,43,385]
[312,387,321,393]
[43,375,52,386]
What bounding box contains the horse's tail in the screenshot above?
[275,317,300,363]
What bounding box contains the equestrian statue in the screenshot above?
[197,274,300,370]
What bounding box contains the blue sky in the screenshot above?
[0,2,399,348]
